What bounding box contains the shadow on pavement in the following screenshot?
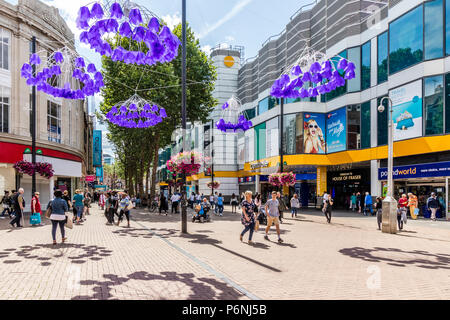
[339,247,450,269]
[71,271,245,300]
[0,243,112,266]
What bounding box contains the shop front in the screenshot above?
[379,161,449,218]
[328,168,371,209]
[238,176,256,197]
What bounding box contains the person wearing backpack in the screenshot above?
[10,188,25,228]
[48,190,69,245]
[0,190,11,218]
[427,192,439,222]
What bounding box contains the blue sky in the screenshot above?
[7,0,313,156]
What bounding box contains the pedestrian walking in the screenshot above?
[159,193,168,215]
[364,192,373,216]
[217,193,224,216]
[10,188,25,228]
[171,193,179,214]
[276,192,286,224]
[30,192,43,226]
[0,190,11,218]
[407,193,418,220]
[110,191,119,223]
[213,192,219,215]
[350,193,357,212]
[356,192,362,213]
[231,193,238,214]
[397,194,408,230]
[99,192,106,210]
[73,189,84,225]
[195,193,202,205]
[427,192,439,222]
[83,190,91,217]
[47,190,68,245]
[240,191,256,245]
[290,194,300,218]
[189,192,195,209]
[117,193,131,228]
[322,196,334,224]
[375,197,383,230]
[264,191,284,243]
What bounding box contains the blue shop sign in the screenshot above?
[296,173,317,180]
[378,161,450,180]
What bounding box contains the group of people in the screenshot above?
[187,192,225,216]
[1,189,27,228]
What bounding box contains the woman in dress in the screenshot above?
[303,120,326,154]
[30,192,43,226]
[240,191,257,245]
[98,192,106,210]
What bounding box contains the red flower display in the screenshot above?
[207,181,220,189]
[13,161,54,179]
[269,172,296,187]
[166,151,203,176]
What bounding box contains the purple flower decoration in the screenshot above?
[291,65,302,76]
[21,63,32,78]
[148,17,160,33]
[110,2,123,19]
[129,8,143,25]
[87,63,97,73]
[159,108,167,118]
[132,26,147,42]
[309,62,321,74]
[105,19,119,33]
[75,57,85,68]
[119,21,132,37]
[222,102,229,110]
[80,32,89,44]
[91,3,104,19]
[30,53,41,65]
[337,58,348,70]
[302,72,312,83]
[54,51,64,63]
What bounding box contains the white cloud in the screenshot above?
[198,0,253,39]
[225,35,235,42]
[42,0,92,37]
[201,45,212,56]
[162,12,181,30]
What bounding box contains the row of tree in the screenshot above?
[99,23,217,200]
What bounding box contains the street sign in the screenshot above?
[85,175,96,182]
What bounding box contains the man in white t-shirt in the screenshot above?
[171,193,180,214]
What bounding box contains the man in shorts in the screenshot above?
[264,191,284,243]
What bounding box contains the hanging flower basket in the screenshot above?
[207,181,220,189]
[269,172,295,187]
[13,161,54,179]
[166,151,203,176]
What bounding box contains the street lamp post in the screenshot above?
[181,0,188,234]
[378,97,397,234]
[31,36,37,197]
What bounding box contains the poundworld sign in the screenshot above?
[378,161,450,180]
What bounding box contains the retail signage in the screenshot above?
[296,173,317,181]
[250,161,269,170]
[330,172,362,182]
[85,175,96,182]
[93,130,102,167]
[378,161,450,180]
[317,166,327,195]
[389,80,423,141]
[326,107,347,153]
[303,113,326,154]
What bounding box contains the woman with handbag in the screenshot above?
[30,192,43,226]
[48,190,69,245]
[240,191,257,245]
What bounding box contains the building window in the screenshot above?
[326,50,347,101]
[245,107,256,120]
[0,87,9,133]
[0,28,9,70]
[425,0,444,60]
[347,47,361,93]
[377,97,388,146]
[258,98,269,115]
[389,5,423,74]
[347,105,361,150]
[446,0,450,55]
[446,73,450,133]
[424,75,444,135]
[265,116,279,158]
[47,101,62,143]
[361,101,371,149]
[361,41,371,90]
[377,32,388,84]
[283,113,303,155]
[254,123,266,160]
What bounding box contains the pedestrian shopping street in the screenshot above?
[0,206,448,300]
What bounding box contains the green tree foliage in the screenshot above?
[99,23,217,198]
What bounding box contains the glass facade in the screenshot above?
[361,101,371,149]
[245,107,256,120]
[361,41,371,90]
[347,105,361,150]
[254,123,266,160]
[445,73,450,133]
[447,0,450,55]
[424,76,444,135]
[347,47,361,93]
[377,97,388,146]
[425,0,444,60]
[326,50,347,101]
[266,117,279,157]
[377,32,388,84]
[389,5,423,74]
[258,97,277,115]
[283,114,297,155]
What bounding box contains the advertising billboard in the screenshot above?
[93,130,102,167]
[303,113,326,154]
[389,80,423,141]
[326,107,347,153]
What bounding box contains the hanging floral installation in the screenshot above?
[270,46,356,99]
[207,181,221,189]
[76,1,181,66]
[13,161,54,179]
[166,151,203,176]
[105,94,167,128]
[20,47,104,99]
[216,95,253,132]
[269,172,296,187]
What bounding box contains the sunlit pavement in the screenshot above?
[0,205,449,300]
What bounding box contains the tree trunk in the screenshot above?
[150,133,160,200]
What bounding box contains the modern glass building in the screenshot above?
[237,0,450,216]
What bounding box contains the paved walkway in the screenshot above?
[0,206,449,300]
